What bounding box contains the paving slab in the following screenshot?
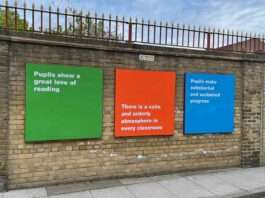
[85,179,122,190]
[48,190,92,198]
[120,177,154,185]
[235,167,265,184]
[91,186,135,198]
[159,177,214,198]
[47,180,122,196]
[2,187,47,198]
[47,182,89,196]
[216,186,265,198]
[127,182,176,198]
[150,173,183,182]
[4,168,265,198]
[186,174,243,196]
[215,171,264,191]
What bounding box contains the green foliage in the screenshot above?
[0,7,120,39]
[0,8,28,30]
[48,12,120,39]
[71,13,120,39]
[70,14,104,37]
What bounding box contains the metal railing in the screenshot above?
[1,1,265,53]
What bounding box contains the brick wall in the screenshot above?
[262,66,265,166]
[242,62,263,167]
[0,40,9,190]
[0,31,264,189]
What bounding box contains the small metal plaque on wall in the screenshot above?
[139,54,155,61]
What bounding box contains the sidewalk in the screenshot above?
[2,167,265,198]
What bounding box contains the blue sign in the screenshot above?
[184,73,235,134]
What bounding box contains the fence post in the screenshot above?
[128,17,132,45]
[32,3,35,32]
[207,32,211,50]
[23,2,26,30]
[5,0,8,29]
[14,0,17,30]
[79,10,83,37]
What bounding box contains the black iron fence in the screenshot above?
[1,2,264,53]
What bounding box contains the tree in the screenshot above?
[48,10,120,39]
[0,5,119,39]
[0,8,28,30]
[71,12,121,39]
[49,0,120,38]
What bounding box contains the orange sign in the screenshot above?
[115,69,176,137]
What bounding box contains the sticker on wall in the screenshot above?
[115,69,176,137]
[184,72,235,134]
[25,64,103,141]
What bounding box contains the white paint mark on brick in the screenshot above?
[110,153,118,157]
[162,154,168,157]
[137,154,146,160]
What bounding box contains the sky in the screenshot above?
[1,0,265,35]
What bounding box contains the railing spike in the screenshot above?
[172,22,174,28]
[14,0,17,7]
[23,1,26,8]
[41,4,44,11]
[57,7,59,13]
[65,8,67,14]
[87,11,90,17]
[32,3,35,9]
[116,15,118,20]
[154,20,156,25]
[5,0,8,6]
[135,17,138,23]
[109,14,111,19]
[49,5,51,12]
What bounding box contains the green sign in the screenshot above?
[26,64,103,141]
